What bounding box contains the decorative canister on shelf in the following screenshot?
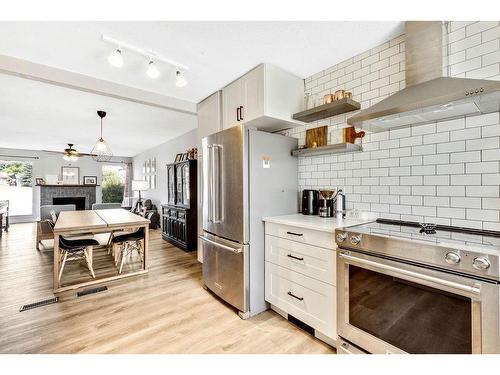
[323,94,335,104]
[334,89,345,101]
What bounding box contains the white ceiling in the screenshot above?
[0,74,197,157]
[0,21,404,102]
[0,21,404,156]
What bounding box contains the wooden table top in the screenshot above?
[54,209,149,233]
[54,210,107,233]
[95,209,150,229]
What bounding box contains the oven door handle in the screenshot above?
[339,252,481,295]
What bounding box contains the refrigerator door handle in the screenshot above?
[199,235,243,254]
[213,144,223,224]
[207,145,213,223]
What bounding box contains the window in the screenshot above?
[101,165,126,203]
[0,160,33,216]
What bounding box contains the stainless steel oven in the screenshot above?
[337,248,500,354]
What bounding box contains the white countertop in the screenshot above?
[263,212,378,233]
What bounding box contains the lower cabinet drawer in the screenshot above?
[265,262,336,339]
[265,235,336,285]
[265,222,334,249]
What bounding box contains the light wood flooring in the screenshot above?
[0,223,334,354]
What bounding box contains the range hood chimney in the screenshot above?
[347,21,500,132]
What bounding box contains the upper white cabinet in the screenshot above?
[222,64,304,132]
[197,91,222,156]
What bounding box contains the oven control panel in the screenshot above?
[334,228,499,281]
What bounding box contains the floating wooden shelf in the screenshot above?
[292,98,361,123]
[292,143,362,157]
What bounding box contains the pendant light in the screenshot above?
[92,110,113,162]
[108,49,124,68]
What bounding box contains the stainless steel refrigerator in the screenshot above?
[200,124,298,318]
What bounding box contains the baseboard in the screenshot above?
[270,304,336,348]
[8,216,36,224]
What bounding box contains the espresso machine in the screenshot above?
[318,189,346,218]
[318,189,335,217]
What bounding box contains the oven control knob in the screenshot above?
[350,234,362,245]
[444,252,461,265]
[472,257,491,271]
[336,232,348,243]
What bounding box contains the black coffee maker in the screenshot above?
[302,190,319,215]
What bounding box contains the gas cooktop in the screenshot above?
[335,218,500,281]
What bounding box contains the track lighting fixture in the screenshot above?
[146,60,160,79]
[102,34,189,86]
[108,49,124,68]
[175,70,187,87]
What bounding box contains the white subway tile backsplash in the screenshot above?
[482,173,500,185]
[424,196,450,207]
[450,128,481,141]
[482,149,500,161]
[466,21,499,37]
[437,163,465,175]
[466,161,499,174]
[466,186,499,197]
[482,198,500,209]
[467,209,499,222]
[450,197,482,208]
[437,186,465,197]
[412,144,436,156]
[451,174,482,185]
[297,23,500,228]
[450,151,481,163]
[411,123,436,136]
[437,207,466,219]
[466,137,499,151]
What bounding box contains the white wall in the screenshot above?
[132,129,197,208]
[0,147,131,221]
[285,21,500,230]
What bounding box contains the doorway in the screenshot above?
[0,160,33,216]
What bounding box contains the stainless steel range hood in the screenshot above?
[347,21,500,132]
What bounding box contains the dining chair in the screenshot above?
[37,204,76,250]
[47,221,99,282]
[110,227,145,274]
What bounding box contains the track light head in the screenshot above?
[146,60,160,79]
[108,49,123,68]
[175,70,187,87]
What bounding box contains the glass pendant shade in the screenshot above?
[92,111,113,162]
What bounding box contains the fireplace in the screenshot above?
[39,185,96,210]
[53,197,86,210]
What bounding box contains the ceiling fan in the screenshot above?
[43,143,97,161]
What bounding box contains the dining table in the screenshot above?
[52,209,150,293]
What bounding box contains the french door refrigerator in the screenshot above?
[200,124,298,318]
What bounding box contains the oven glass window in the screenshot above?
[349,265,472,354]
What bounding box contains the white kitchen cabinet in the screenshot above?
[197,92,222,263]
[222,63,303,132]
[197,91,222,155]
[264,222,337,346]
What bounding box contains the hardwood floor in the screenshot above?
[0,223,334,354]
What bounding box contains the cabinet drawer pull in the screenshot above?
[286,231,303,237]
[239,106,244,121]
[236,107,240,121]
[287,291,304,301]
[287,254,304,261]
